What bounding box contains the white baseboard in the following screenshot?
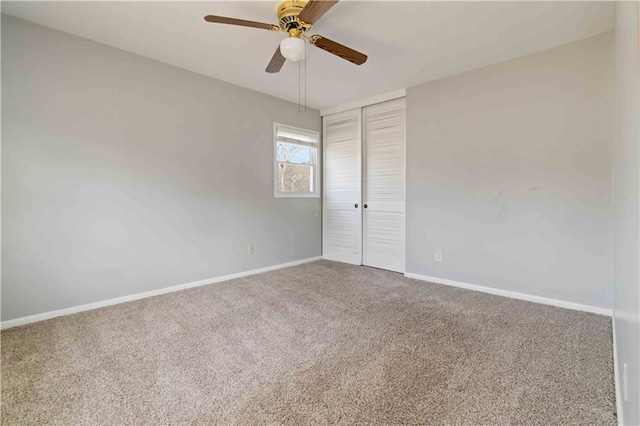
[1,256,323,330]
[612,316,624,425]
[404,272,613,317]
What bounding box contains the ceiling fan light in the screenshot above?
[280,36,305,61]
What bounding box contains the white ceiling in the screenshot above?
[2,1,614,110]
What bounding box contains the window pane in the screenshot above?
[278,163,313,193]
[277,142,312,164]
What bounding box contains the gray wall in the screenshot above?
[1,15,321,321]
[613,3,640,424]
[406,33,614,309]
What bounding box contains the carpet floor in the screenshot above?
[1,260,615,425]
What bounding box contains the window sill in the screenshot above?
[274,192,320,199]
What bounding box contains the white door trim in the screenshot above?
[320,89,406,117]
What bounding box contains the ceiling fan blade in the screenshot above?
[310,35,367,65]
[298,0,339,25]
[266,46,286,73]
[204,15,279,31]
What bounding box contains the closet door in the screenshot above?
[323,109,363,265]
[362,98,406,273]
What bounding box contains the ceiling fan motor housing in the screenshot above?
[277,0,307,30]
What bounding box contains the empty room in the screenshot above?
[1,0,639,424]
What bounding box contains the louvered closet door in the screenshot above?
[362,98,406,273]
[323,109,362,265]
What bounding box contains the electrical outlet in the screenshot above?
[623,363,628,402]
[248,244,255,255]
[435,250,443,262]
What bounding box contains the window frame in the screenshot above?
[273,122,320,198]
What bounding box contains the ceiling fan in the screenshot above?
[204,0,368,73]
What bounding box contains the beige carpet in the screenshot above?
[1,260,615,425]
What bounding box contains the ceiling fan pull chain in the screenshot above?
[298,59,301,112]
[304,41,307,112]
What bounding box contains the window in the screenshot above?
[274,123,320,198]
